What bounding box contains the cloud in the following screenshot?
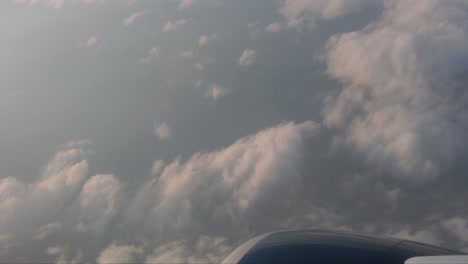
[281,0,372,20]
[386,228,441,246]
[264,19,305,33]
[278,0,374,29]
[0,124,315,261]
[0,141,91,255]
[3,121,468,261]
[162,19,187,32]
[442,217,468,248]
[122,11,145,27]
[15,0,65,9]
[47,245,83,264]
[74,174,123,233]
[154,122,172,140]
[193,57,215,70]
[198,34,215,46]
[85,37,97,47]
[140,47,160,64]
[96,244,143,264]
[322,0,468,183]
[177,50,194,59]
[178,0,194,10]
[78,37,102,49]
[125,121,320,239]
[194,63,204,70]
[15,0,106,9]
[205,83,228,100]
[145,236,233,264]
[34,222,62,240]
[151,160,165,176]
[0,141,126,261]
[265,22,283,33]
[237,49,256,67]
[7,1,468,261]
[247,21,264,37]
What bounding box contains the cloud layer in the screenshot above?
[0,121,322,262]
[5,0,468,262]
[0,141,123,262]
[322,0,468,183]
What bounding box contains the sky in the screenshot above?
[1,0,468,263]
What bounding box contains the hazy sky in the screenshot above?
[1,0,468,263]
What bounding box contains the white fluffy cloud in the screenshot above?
[0,141,126,261]
[125,121,320,239]
[154,122,172,140]
[140,47,160,64]
[238,49,256,67]
[96,244,143,264]
[0,142,91,255]
[178,0,194,10]
[78,37,102,49]
[322,0,468,183]
[2,120,468,262]
[122,11,145,27]
[205,83,228,100]
[198,34,215,46]
[111,121,320,262]
[265,22,283,33]
[162,19,187,32]
[75,174,123,233]
[85,37,97,47]
[7,1,468,261]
